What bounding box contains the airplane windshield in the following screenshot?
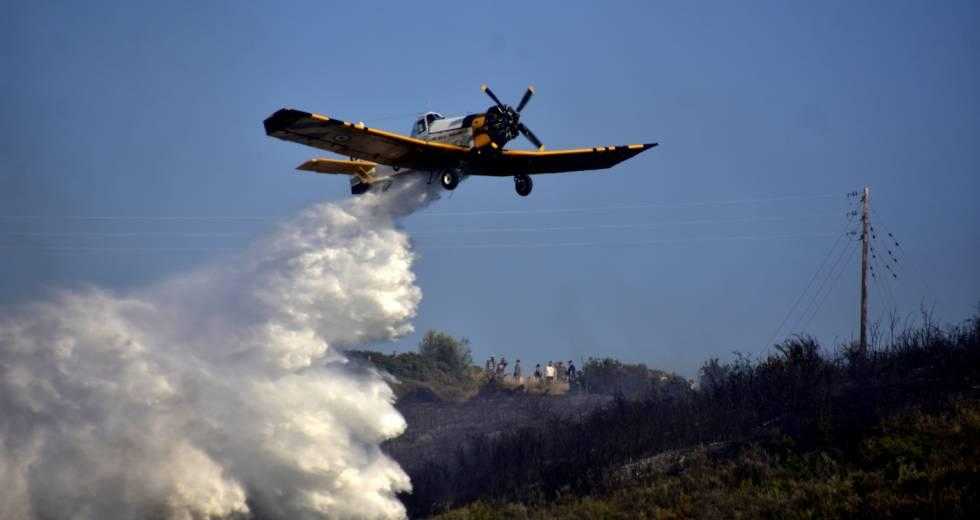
[413,113,444,135]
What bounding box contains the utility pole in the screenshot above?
[859,186,870,352]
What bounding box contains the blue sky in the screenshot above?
[2,1,977,375]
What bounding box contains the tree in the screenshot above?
[418,330,472,375]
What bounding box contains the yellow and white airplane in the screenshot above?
[263,85,657,197]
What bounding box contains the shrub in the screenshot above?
[419,330,473,375]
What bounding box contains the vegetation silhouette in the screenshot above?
[389,311,979,518]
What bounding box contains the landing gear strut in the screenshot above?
[440,170,460,190]
[514,174,533,197]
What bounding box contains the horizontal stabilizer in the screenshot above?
[296,158,377,181]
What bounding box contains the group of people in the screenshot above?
[484,356,577,385]
[485,356,512,381]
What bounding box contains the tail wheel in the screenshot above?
[440,170,460,190]
[514,174,533,197]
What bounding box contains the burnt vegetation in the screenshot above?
[370,310,980,518]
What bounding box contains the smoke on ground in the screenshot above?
[0,174,440,519]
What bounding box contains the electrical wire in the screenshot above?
[870,206,936,306]
[409,212,841,236]
[416,193,843,217]
[0,231,840,254]
[0,193,845,222]
[766,230,848,347]
[798,239,859,334]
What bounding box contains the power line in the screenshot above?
[0,212,844,238]
[0,231,840,254]
[766,191,862,346]
[870,206,936,307]
[798,239,859,334]
[869,263,891,331]
[411,212,842,236]
[416,193,843,217]
[793,229,858,335]
[870,253,899,319]
[0,232,248,238]
[417,231,838,249]
[766,230,848,347]
[0,245,237,253]
[0,193,845,222]
[0,215,282,221]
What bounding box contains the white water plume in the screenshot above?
[0,173,441,519]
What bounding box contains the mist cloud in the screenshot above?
[0,174,440,519]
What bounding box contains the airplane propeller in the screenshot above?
[481,84,544,150]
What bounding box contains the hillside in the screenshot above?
[436,399,980,518]
[360,311,980,518]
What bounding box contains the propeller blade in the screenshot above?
[516,86,535,112]
[518,123,544,150]
[481,84,505,109]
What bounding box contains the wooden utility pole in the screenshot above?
[859,186,870,352]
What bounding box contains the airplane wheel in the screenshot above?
[514,174,533,197]
[440,170,460,190]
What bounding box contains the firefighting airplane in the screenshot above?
[263,85,657,197]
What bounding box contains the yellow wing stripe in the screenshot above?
[502,145,649,157]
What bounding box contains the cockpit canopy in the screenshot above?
[412,112,444,136]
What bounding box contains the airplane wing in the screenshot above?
[265,108,657,176]
[264,108,468,170]
[465,144,658,176]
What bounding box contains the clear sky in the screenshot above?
[2,1,977,375]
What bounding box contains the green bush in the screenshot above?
[579,357,688,400]
[349,330,479,401]
[419,330,473,375]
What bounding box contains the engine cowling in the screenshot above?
[484,104,521,147]
[471,85,544,151]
